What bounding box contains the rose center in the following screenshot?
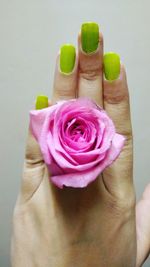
[66,118,86,142]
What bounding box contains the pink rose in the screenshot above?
[30,98,125,188]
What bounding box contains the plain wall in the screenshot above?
[0,0,150,266]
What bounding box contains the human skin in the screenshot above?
[11,29,150,267]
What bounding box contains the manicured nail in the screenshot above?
[35,95,48,110]
[60,44,76,74]
[81,22,99,54]
[103,52,120,81]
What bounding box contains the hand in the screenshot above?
[11,22,150,267]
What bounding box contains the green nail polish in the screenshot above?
[60,44,76,74]
[36,95,48,110]
[103,52,120,81]
[81,22,99,54]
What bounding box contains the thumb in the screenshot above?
[17,95,49,205]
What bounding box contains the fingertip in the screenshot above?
[52,44,78,103]
[103,52,129,104]
[103,52,120,82]
[59,44,77,75]
[77,23,103,75]
[78,26,103,56]
[56,45,78,77]
[79,22,100,54]
[103,70,129,104]
[35,95,49,110]
[103,52,127,84]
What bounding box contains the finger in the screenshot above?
[25,95,49,165]
[52,44,78,104]
[18,96,49,204]
[102,53,135,200]
[78,22,103,107]
[136,184,150,267]
[103,53,132,137]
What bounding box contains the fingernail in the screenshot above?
[81,22,99,54]
[60,44,76,74]
[103,52,120,81]
[35,95,48,110]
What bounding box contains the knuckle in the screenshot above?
[104,91,128,104]
[104,82,129,104]
[25,131,43,166]
[79,69,101,81]
[54,88,75,99]
[25,158,44,168]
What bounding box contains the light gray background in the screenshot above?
[0,0,150,266]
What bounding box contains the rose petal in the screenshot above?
[50,133,126,188]
[47,135,108,171]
